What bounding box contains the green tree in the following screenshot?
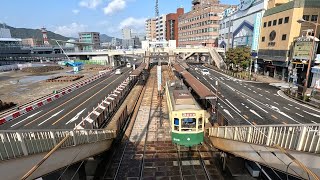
[225,47,251,71]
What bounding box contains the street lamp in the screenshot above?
[297,16,320,99]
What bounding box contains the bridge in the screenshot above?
[0,60,319,180]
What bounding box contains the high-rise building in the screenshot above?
[145,18,157,41]
[218,0,267,50]
[166,8,184,46]
[122,28,132,39]
[178,0,230,47]
[156,15,166,41]
[78,32,100,50]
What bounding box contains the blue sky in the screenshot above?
[0,0,239,38]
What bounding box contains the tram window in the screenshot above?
[198,117,203,129]
[182,118,196,129]
[174,118,179,125]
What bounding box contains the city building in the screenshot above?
[156,15,167,41]
[122,39,134,49]
[78,32,100,50]
[258,0,320,84]
[166,8,184,46]
[122,27,132,40]
[218,0,268,51]
[145,18,157,41]
[178,0,230,47]
[0,27,11,38]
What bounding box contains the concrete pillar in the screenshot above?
[282,68,286,81]
[110,56,115,67]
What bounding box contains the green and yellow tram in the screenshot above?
[165,80,208,147]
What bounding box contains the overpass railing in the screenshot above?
[208,124,320,154]
[0,129,116,161]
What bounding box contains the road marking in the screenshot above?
[274,102,279,105]
[11,111,43,127]
[248,88,251,90]
[247,99,268,113]
[225,99,241,113]
[271,115,278,119]
[38,109,64,126]
[244,86,247,88]
[241,103,245,106]
[282,122,287,124]
[278,111,300,124]
[243,115,249,119]
[288,104,293,106]
[221,95,225,98]
[303,110,320,118]
[265,91,270,93]
[295,107,300,110]
[257,88,262,90]
[259,94,263,97]
[311,121,317,124]
[283,107,290,111]
[250,109,263,119]
[252,121,257,125]
[266,97,270,100]
[242,96,245,98]
[245,106,249,109]
[66,108,86,125]
[24,69,130,127]
[253,91,257,93]
[223,109,233,118]
[274,94,279,96]
[295,113,304,118]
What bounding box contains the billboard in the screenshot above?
[251,12,262,52]
[293,40,313,60]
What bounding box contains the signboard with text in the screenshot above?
[251,12,262,52]
[293,41,313,60]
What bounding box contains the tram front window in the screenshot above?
[174,118,179,131]
[181,118,196,130]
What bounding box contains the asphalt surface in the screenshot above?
[0,67,132,130]
[188,64,320,125]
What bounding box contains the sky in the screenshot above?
[0,0,239,38]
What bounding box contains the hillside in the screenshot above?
[100,34,121,42]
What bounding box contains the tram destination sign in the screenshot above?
[182,113,196,117]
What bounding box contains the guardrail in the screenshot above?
[208,124,320,154]
[0,129,116,161]
[0,68,114,125]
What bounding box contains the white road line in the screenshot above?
[253,91,257,93]
[288,104,293,106]
[278,111,301,124]
[245,106,249,109]
[242,96,245,98]
[66,108,86,125]
[265,91,270,93]
[250,109,263,119]
[223,109,234,118]
[259,94,263,96]
[11,111,43,127]
[244,86,247,88]
[274,94,279,96]
[257,88,262,90]
[295,113,304,118]
[38,109,64,126]
[248,88,251,90]
[274,102,279,105]
[311,121,317,124]
[247,99,268,113]
[266,97,270,100]
[283,107,290,111]
[241,103,245,106]
[303,110,320,118]
[278,90,320,112]
[295,107,300,110]
[225,99,241,113]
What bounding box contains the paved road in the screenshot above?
[0,67,132,130]
[188,64,320,125]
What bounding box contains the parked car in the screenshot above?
[115,69,122,75]
[201,69,210,75]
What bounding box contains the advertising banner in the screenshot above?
[251,12,262,52]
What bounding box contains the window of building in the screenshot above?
[262,36,265,42]
[273,20,277,26]
[284,17,289,23]
[311,15,318,22]
[278,18,283,25]
[282,34,287,40]
[268,21,272,26]
[303,15,310,21]
[263,22,267,27]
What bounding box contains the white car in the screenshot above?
[115,69,122,75]
[201,69,210,75]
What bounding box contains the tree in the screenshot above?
[225,47,251,71]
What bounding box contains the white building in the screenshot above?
[156,15,166,41]
[218,0,268,52]
[0,27,11,38]
[122,28,132,39]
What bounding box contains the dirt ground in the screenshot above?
[0,64,110,105]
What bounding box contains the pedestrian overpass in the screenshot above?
[0,123,319,179]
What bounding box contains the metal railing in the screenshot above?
[0,129,116,161]
[208,124,320,154]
